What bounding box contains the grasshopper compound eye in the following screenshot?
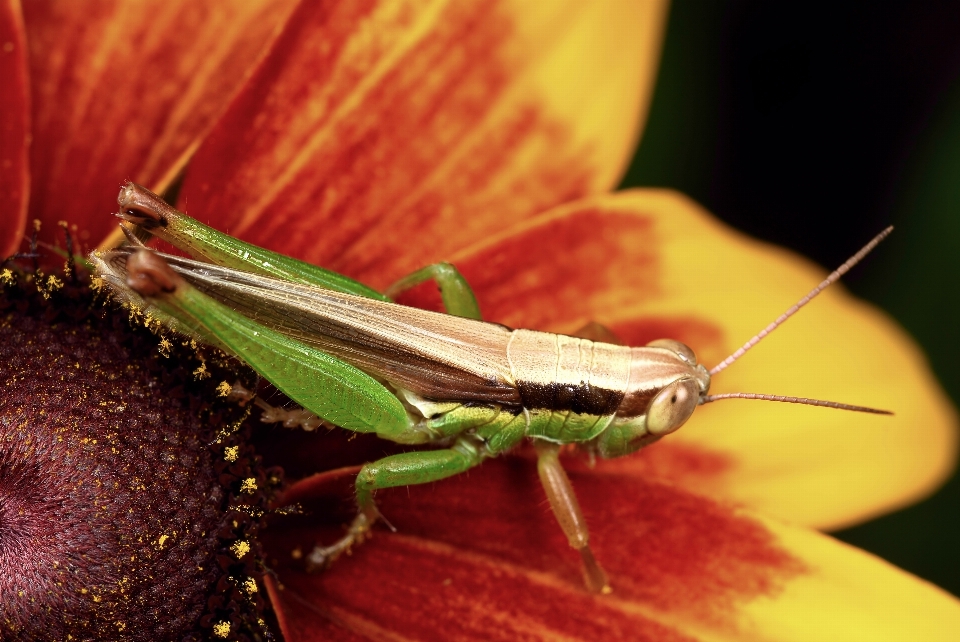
[646,378,700,436]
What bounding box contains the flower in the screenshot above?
[0,277,279,639]
[2,0,959,640]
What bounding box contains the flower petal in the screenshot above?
[177,0,668,287]
[23,0,298,245]
[0,0,29,256]
[263,460,960,641]
[438,189,957,529]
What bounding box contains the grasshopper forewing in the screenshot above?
[91,183,891,593]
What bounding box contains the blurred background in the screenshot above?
[621,0,960,597]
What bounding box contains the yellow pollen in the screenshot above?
[39,274,65,299]
[224,446,239,463]
[244,577,258,594]
[212,621,231,638]
[0,268,15,285]
[240,477,257,493]
[157,534,169,549]
[231,540,251,559]
[216,381,233,397]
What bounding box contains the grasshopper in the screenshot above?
[91,183,891,593]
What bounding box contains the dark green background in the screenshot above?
[621,1,960,597]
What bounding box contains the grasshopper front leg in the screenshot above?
[534,441,611,594]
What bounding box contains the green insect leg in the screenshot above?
[307,435,488,568]
[384,262,481,320]
[111,249,412,438]
[534,440,611,594]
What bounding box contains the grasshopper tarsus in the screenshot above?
[254,397,330,431]
[307,512,376,571]
[579,547,612,595]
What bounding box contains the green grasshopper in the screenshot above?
[90,183,891,593]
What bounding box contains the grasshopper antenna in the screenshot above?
[700,227,895,415]
[709,226,893,377]
[699,392,892,414]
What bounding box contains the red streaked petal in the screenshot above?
[438,189,956,529]
[0,0,29,256]
[23,0,297,247]
[263,460,960,641]
[178,0,668,287]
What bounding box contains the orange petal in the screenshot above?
[441,190,957,529]
[23,0,298,246]
[177,0,668,287]
[0,0,29,257]
[263,460,960,641]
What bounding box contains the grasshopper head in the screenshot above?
[594,229,899,459]
[595,339,710,458]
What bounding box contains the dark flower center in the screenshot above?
[0,267,279,640]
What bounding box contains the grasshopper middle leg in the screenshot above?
[307,434,490,568]
[384,262,481,320]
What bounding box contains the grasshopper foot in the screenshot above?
[306,511,376,571]
[255,397,330,431]
[579,546,612,594]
